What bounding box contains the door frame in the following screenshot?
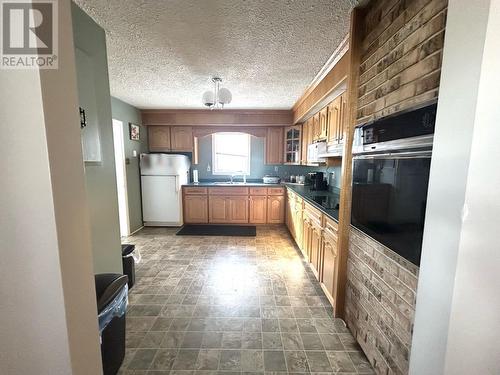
[112,119,130,237]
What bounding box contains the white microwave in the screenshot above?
[307,142,327,164]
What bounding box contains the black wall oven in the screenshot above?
[351,103,437,266]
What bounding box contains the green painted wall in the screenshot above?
[111,97,148,233]
[72,3,122,274]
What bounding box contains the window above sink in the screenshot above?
[212,132,251,175]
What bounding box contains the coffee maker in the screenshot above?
[308,172,328,191]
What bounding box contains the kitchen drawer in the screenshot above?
[208,187,249,195]
[295,195,303,206]
[249,187,267,196]
[323,216,338,240]
[183,186,207,195]
[267,187,285,196]
[304,202,323,225]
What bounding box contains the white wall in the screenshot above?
[0,0,102,373]
[443,0,500,372]
[410,0,500,374]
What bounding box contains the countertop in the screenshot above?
[284,183,340,222]
[183,181,283,187]
[182,180,340,222]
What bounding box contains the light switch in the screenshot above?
[132,150,137,157]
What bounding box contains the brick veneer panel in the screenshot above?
[345,228,419,375]
[356,0,448,125]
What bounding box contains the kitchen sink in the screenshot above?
[211,181,247,185]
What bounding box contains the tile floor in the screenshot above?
[119,226,374,374]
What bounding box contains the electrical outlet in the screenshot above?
[274,166,279,172]
[207,163,211,172]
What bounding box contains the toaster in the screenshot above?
[263,175,280,184]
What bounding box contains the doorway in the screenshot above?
[112,119,130,237]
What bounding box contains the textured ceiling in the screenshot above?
[74,0,357,109]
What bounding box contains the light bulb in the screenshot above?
[218,88,232,104]
[202,91,215,107]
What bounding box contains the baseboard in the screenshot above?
[128,226,144,236]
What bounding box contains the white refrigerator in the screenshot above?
[140,153,190,226]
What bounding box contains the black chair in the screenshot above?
[95,273,128,375]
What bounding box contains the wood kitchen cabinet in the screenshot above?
[321,217,339,304]
[267,195,285,224]
[302,214,312,263]
[184,195,208,223]
[171,126,193,151]
[284,125,302,165]
[285,187,340,312]
[265,127,284,164]
[227,196,249,223]
[319,107,328,140]
[249,196,267,224]
[305,206,323,280]
[208,196,229,223]
[148,126,171,151]
[301,121,310,165]
[286,192,295,236]
[286,189,304,252]
[293,195,304,251]
[184,186,284,224]
[327,93,346,146]
[312,113,321,141]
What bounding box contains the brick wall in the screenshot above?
[345,228,419,375]
[356,0,448,125]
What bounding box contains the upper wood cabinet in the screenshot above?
[249,196,267,224]
[265,127,284,164]
[267,195,285,224]
[184,195,208,223]
[327,94,346,146]
[171,126,193,151]
[148,126,171,151]
[339,94,346,144]
[284,125,301,165]
[319,107,328,140]
[300,121,309,165]
[312,113,321,141]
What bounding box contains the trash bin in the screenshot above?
[95,273,128,375]
[121,244,139,289]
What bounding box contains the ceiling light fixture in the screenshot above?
[202,77,232,110]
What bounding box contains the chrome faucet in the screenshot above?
[230,172,247,184]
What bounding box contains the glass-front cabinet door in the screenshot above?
[284,125,301,164]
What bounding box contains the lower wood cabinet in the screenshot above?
[267,195,285,223]
[183,195,208,223]
[208,196,229,223]
[249,196,267,224]
[309,218,323,280]
[227,196,248,223]
[302,216,312,263]
[322,228,338,302]
[183,186,284,224]
[285,187,340,313]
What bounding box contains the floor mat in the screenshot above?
[176,224,256,236]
